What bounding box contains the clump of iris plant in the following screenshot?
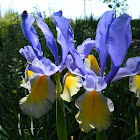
[19,10,96,140]
[19,10,97,118]
[19,10,140,139]
[20,11,60,119]
[62,11,140,133]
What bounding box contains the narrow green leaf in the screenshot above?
[31,117,34,136]
[96,130,106,140]
[18,113,22,136]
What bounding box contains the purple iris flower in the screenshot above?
[53,11,107,92]
[19,11,74,118]
[68,11,139,132]
[20,11,72,76]
[20,10,100,118]
[61,11,134,92]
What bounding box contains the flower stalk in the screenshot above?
[54,73,67,140]
[96,130,107,140]
[135,116,138,140]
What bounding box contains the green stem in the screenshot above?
[54,73,67,140]
[96,130,106,140]
[135,116,138,140]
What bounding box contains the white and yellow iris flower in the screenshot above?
[20,10,75,119]
[20,68,56,119]
[74,55,114,132]
[66,11,133,133]
[77,55,140,132]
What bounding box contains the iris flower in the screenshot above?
[52,11,107,102]
[61,11,133,132]
[19,10,80,118]
[60,39,95,102]
[20,10,101,118]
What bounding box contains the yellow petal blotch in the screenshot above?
[81,91,109,123]
[134,74,140,90]
[27,75,48,105]
[87,55,100,75]
[64,73,81,95]
[130,73,140,97]
[61,72,82,102]
[27,69,34,79]
[76,91,111,132]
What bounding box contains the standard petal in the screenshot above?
[21,13,43,59]
[53,11,88,77]
[75,91,112,132]
[95,11,114,77]
[77,38,95,59]
[105,14,132,83]
[53,10,71,67]
[19,76,56,118]
[72,51,88,76]
[53,10,73,44]
[108,14,132,67]
[61,72,82,102]
[19,46,37,63]
[37,12,59,65]
[84,55,100,76]
[56,25,69,68]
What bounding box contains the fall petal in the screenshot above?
[19,76,56,118]
[129,74,140,97]
[61,72,82,102]
[75,91,113,132]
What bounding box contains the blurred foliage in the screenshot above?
[0,10,140,139]
[72,16,98,46]
[131,20,140,39]
[102,0,128,17]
